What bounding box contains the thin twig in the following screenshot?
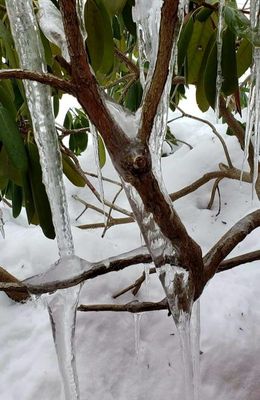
[72,195,110,220]
[0,68,74,93]
[102,187,124,237]
[207,177,223,211]
[77,217,134,230]
[78,299,168,313]
[84,171,121,187]
[175,104,233,169]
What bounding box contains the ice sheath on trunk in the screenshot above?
[6,1,83,399]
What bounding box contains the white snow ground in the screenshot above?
[0,89,260,400]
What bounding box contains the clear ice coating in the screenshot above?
[215,0,225,118]
[134,313,142,360]
[6,0,74,259]
[242,0,260,195]
[125,1,199,399]
[37,0,70,62]
[6,1,82,399]
[191,300,201,400]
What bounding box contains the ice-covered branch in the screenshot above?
[203,210,260,282]
[0,68,74,93]
[0,247,151,295]
[138,0,179,144]
[1,244,260,300]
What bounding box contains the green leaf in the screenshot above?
[62,154,86,187]
[0,146,23,186]
[27,142,55,239]
[12,182,23,218]
[103,0,127,16]
[178,13,194,72]
[203,39,217,108]
[186,15,216,84]
[0,106,28,173]
[69,132,88,155]
[221,27,238,96]
[63,110,73,129]
[236,38,253,77]
[0,20,19,68]
[53,94,60,118]
[98,134,106,168]
[196,31,216,112]
[124,81,143,112]
[85,0,114,75]
[0,80,17,119]
[122,0,136,37]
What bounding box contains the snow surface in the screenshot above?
[1,89,260,399]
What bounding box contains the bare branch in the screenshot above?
[77,217,134,230]
[0,68,74,93]
[203,209,260,283]
[78,299,168,313]
[218,250,260,272]
[175,105,233,169]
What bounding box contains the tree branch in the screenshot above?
[0,69,74,93]
[78,299,168,313]
[138,0,179,143]
[203,209,260,283]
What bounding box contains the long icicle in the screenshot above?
[129,1,198,399]
[215,0,225,119]
[242,0,260,197]
[6,1,83,399]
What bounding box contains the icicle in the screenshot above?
[215,0,225,119]
[76,0,87,41]
[37,0,70,62]
[0,208,5,239]
[6,2,82,399]
[134,313,142,360]
[132,0,163,89]
[191,300,201,400]
[241,0,260,196]
[144,264,150,297]
[89,122,105,217]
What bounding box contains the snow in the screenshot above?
[1,90,260,399]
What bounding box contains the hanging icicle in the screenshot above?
[134,313,142,360]
[6,2,83,399]
[242,0,260,197]
[215,0,225,118]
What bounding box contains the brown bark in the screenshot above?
[0,267,30,303]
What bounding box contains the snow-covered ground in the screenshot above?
[0,90,260,400]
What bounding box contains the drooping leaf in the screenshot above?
[62,154,86,187]
[124,81,143,112]
[236,38,253,77]
[0,106,28,173]
[85,0,114,75]
[27,142,55,239]
[98,134,106,168]
[221,27,238,96]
